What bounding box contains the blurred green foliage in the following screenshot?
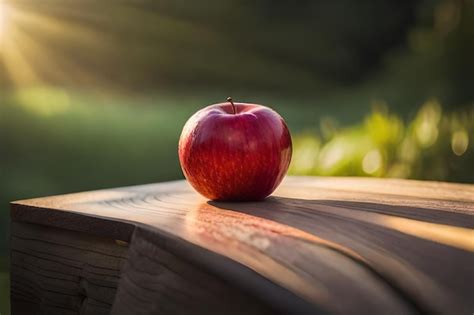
[290,100,473,181]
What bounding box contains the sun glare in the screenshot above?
[0,2,8,40]
[0,1,13,53]
[0,1,131,87]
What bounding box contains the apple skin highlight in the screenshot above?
[178,100,292,201]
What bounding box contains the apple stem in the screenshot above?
[227,97,236,114]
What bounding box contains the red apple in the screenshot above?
[178,97,292,201]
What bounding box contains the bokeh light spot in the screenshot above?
[319,141,346,171]
[362,149,382,175]
[290,136,320,174]
[415,100,442,148]
[451,130,469,156]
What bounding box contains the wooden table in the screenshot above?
[10,176,474,314]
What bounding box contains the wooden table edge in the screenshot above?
[10,202,323,314]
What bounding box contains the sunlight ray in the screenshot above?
[11,24,100,86]
[2,32,40,86]
[10,6,111,50]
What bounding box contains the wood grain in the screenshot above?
[10,176,474,314]
[10,222,127,314]
[111,227,274,315]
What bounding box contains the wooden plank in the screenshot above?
[111,227,274,315]
[10,222,128,314]
[11,176,474,314]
